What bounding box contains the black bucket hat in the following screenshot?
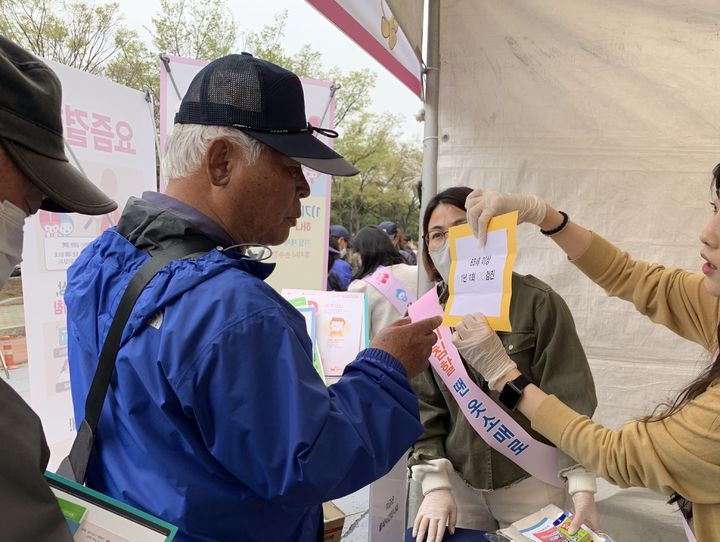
[175,52,359,177]
[0,36,117,215]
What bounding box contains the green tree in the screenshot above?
[332,112,421,236]
[0,0,148,86]
[151,0,237,60]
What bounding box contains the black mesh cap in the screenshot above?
[175,53,358,176]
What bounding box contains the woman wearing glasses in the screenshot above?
[409,186,599,542]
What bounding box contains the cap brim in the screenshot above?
[3,139,117,215]
[242,129,359,177]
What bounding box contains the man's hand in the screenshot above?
[466,189,547,246]
[451,312,517,390]
[371,316,442,378]
[412,488,457,542]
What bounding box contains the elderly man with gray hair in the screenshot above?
[65,52,442,542]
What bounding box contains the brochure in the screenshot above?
[45,472,177,541]
[282,289,369,376]
[498,504,612,542]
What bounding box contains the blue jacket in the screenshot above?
[330,258,352,288]
[66,197,422,542]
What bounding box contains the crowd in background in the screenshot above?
[327,220,418,292]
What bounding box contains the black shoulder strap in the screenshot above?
[57,241,213,483]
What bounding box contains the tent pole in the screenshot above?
[418,0,440,295]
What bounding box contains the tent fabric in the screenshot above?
[386,0,424,60]
[431,1,720,538]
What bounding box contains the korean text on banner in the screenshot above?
[444,211,518,330]
[408,287,561,488]
[159,55,334,291]
[23,59,157,469]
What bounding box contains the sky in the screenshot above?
[119,0,425,142]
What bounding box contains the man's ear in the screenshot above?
[205,138,236,187]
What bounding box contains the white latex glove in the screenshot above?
[466,189,548,246]
[413,488,457,542]
[569,490,599,534]
[452,312,517,390]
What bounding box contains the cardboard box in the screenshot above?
[323,501,345,542]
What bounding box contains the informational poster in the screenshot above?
[282,289,368,376]
[159,55,334,291]
[368,455,407,542]
[22,60,157,468]
[444,212,517,330]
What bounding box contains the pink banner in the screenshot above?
[408,288,562,488]
[362,265,416,315]
[306,0,422,97]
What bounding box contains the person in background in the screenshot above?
[455,177,720,541]
[0,36,117,542]
[329,232,352,289]
[399,230,418,265]
[404,233,418,254]
[330,223,352,258]
[327,236,347,291]
[65,52,442,542]
[348,225,418,339]
[379,220,415,265]
[410,186,599,542]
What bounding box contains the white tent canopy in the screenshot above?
[388,1,719,539]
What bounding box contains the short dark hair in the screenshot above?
[351,225,406,280]
[421,186,473,282]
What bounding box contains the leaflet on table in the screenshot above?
[282,289,369,376]
[444,211,517,330]
[46,471,177,541]
[497,504,612,542]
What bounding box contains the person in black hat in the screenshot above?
[65,52,442,542]
[379,220,416,265]
[0,36,117,542]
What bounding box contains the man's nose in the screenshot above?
[298,173,311,199]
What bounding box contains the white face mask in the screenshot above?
[339,247,347,258]
[429,238,451,283]
[0,201,27,288]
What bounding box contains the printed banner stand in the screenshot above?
[23,59,157,469]
[444,211,518,330]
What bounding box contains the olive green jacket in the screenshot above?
[408,273,597,490]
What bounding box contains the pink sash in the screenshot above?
[363,265,416,315]
[408,288,562,487]
[683,516,697,542]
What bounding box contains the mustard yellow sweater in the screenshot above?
[532,232,720,542]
